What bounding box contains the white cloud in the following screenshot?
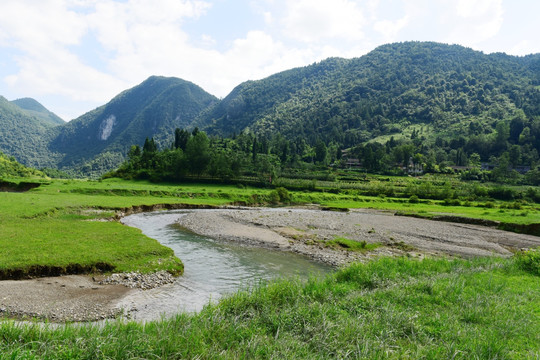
[446,0,504,45]
[0,0,87,50]
[281,0,366,43]
[509,40,540,57]
[374,15,410,43]
[0,0,213,119]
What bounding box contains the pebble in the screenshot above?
[99,271,175,290]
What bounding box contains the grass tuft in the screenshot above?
[325,236,380,252]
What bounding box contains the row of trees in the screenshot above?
[109,122,540,186]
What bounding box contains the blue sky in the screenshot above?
[1,0,539,121]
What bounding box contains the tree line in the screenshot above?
[107,121,540,186]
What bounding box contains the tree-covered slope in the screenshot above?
[0,96,60,169]
[199,42,540,148]
[49,76,218,175]
[11,98,65,126]
[0,151,47,179]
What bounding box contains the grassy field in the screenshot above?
[2,176,540,279]
[0,254,538,359]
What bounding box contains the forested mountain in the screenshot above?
[49,76,218,176]
[0,96,60,169]
[11,98,65,126]
[199,42,540,151]
[1,41,540,178]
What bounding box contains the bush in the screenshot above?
[268,191,280,204]
[408,195,420,203]
[488,186,516,201]
[483,201,496,208]
[515,248,540,276]
[275,187,291,202]
[442,198,461,206]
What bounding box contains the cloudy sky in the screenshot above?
[1,0,539,121]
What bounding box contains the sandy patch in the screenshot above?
[0,275,133,322]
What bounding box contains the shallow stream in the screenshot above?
[119,210,332,320]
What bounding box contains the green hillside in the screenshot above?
[49,76,218,177]
[0,96,60,169]
[0,151,47,179]
[199,42,540,153]
[11,97,65,126]
[2,42,540,178]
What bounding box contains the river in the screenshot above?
[118,210,332,320]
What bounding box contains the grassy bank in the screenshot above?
[1,254,538,359]
[0,179,203,278]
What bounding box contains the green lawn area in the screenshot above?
[0,178,285,278]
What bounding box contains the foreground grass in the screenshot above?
[1,255,538,359]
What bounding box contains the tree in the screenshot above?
[469,153,481,168]
[127,145,142,170]
[143,137,157,153]
[509,145,522,167]
[252,137,258,162]
[314,140,327,164]
[186,132,210,176]
[494,121,509,152]
[174,128,190,151]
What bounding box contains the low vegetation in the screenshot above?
[1,254,538,358]
[326,236,380,252]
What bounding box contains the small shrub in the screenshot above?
[275,187,291,202]
[515,248,540,276]
[484,201,495,209]
[442,198,461,206]
[409,195,420,203]
[268,190,280,204]
[326,237,380,252]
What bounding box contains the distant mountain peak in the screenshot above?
[11,97,65,126]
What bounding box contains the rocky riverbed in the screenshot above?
[0,272,176,322]
[175,208,540,265]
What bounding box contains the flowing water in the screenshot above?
[118,210,332,320]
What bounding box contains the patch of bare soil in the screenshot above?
[0,275,133,322]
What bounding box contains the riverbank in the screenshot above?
[1,254,538,358]
[176,208,540,266]
[0,271,176,322]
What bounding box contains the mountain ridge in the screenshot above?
[48,76,219,176]
[1,41,540,176]
[10,97,65,126]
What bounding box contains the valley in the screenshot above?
[0,41,539,358]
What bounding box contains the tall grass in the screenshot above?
[1,254,538,359]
